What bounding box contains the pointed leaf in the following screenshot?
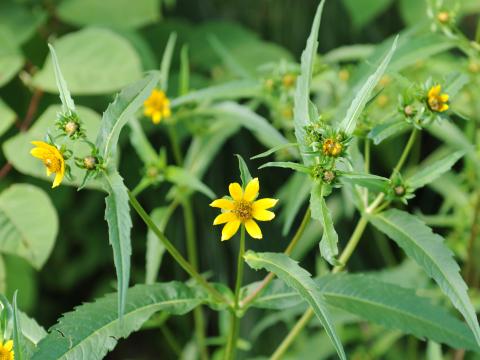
[370,209,480,346]
[47,44,75,114]
[243,251,346,360]
[339,36,398,135]
[95,71,160,165]
[31,282,203,360]
[293,0,326,165]
[407,150,464,190]
[165,166,215,199]
[145,208,168,284]
[12,291,24,360]
[160,33,176,91]
[235,154,252,187]
[368,116,410,145]
[259,161,311,174]
[340,172,389,193]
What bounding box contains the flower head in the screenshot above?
[322,138,343,157]
[30,141,65,188]
[143,89,171,124]
[427,85,449,112]
[210,178,278,241]
[0,340,14,360]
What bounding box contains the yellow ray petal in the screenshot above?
[428,85,441,97]
[243,177,259,202]
[253,198,278,210]
[30,147,50,159]
[229,182,243,201]
[245,219,262,239]
[252,208,275,221]
[152,112,162,124]
[52,171,64,188]
[4,340,13,351]
[221,220,241,241]
[440,94,449,102]
[210,198,234,210]
[440,104,449,112]
[213,212,236,225]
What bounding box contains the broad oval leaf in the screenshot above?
[0,184,57,269]
[243,251,346,360]
[246,275,480,352]
[31,282,203,360]
[57,0,159,29]
[370,209,480,346]
[0,98,16,136]
[33,28,142,95]
[95,71,160,164]
[0,28,24,87]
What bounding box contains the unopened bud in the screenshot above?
[394,186,405,196]
[65,121,78,136]
[437,11,449,24]
[322,170,336,184]
[404,105,414,117]
[83,156,97,170]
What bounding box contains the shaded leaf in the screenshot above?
[47,44,76,114]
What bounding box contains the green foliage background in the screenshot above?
[1,0,480,359]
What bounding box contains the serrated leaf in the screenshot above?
[246,274,480,352]
[103,172,132,319]
[47,44,76,115]
[243,251,346,360]
[31,282,203,360]
[339,36,398,135]
[368,116,410,145]
[0,184,57,269]
[310,185,340,266]
[164,166,215,199]
[293,0,325,165]
[96,71,160,165]
[259,161,311,174]
[235,154,252,187]
[160,33,176,91]
[340,172,389,193]
[370,209,480,346]
[407,150,464,190]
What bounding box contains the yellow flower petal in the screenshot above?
[152,112,162,124]
[440,94,449,102]
[440,103,449,112]
[252,208,275,221]
[30,147,50,159]
[4,340,13,351]
[243,177,259,202]
[428,85,440,97]
[253,198,278,210]
[210,199,234,210]
[229,182,243,201]
[221,220,241,241]
[245,219,262,239]
[213,212,236,225]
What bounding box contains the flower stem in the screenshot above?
[391,128,417,177]
[225,226,246,360]
[128,190,228,305]
[240,208,311,308]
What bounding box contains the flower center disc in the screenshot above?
[44,154,61,172]
[233,200,252,221]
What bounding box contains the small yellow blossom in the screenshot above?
[143,89,171,124]
[437,11,450,24]
[210,178,278,241]
[339,69,350,82]
[0,340,14,360]
[30,141,65,188]
[282,74,296,88]
[322,138,342,157]
[427,85,449,112]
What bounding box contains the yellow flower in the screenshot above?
[143,89,171,124]
[0,340,14,360]
[30,141,65,188]
[427,85,449,112]
[322,138,342,157]
[210,178,278,241]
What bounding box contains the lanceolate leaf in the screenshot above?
[339,35,398,135]
[31,282,204,360]
[313,185,340,266]
[370,209,480,346]
[244,251,346,360]
[48,44,75,114]
[293,0,325,165]
[164,166,215,199]
[103,171,132,319]
[13,292,24,360]
[96,71,160,164]
[235,154,253,187]
[246,275,480,352]
[407,150,464,190]
[259,161,311,174]
[368,116,410,145]
[340,172,389,193]
[159,33,176,91]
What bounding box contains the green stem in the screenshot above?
[128,190,228,305]
[183,199,209,360]
[168,126,183,165]
[160,324,182,356]
[364,138,371,205]
[240,208,311,308]
[391,128,417,177]
[224,226,246,360]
